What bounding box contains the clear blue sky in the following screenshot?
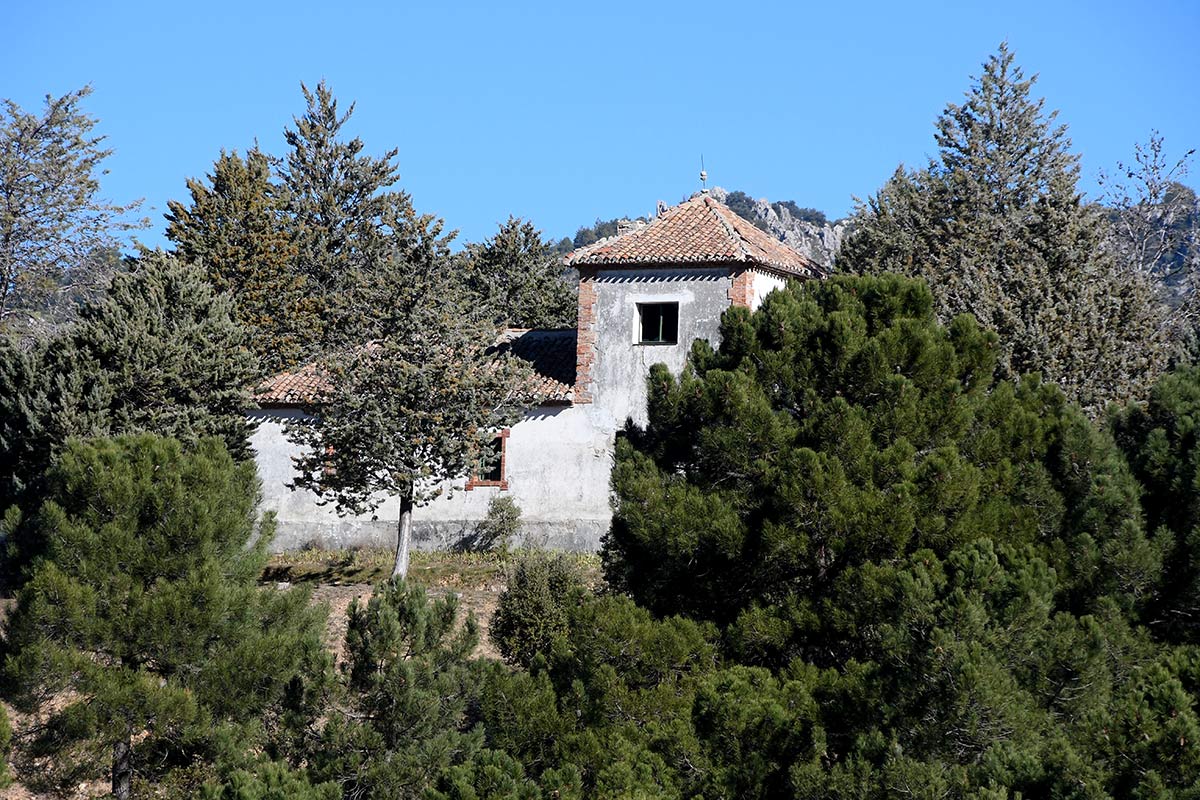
[5,0,1198,250]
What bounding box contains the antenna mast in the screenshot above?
[700,155,708,194]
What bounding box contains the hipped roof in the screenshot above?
[565,193,820,277]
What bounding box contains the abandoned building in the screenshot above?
[250,192,821,552]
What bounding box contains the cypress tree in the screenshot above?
[165,148,316,374]
[839,44,1170,412]
[280,81,453,349]
[0,251,258,546]
[459,217,577,329]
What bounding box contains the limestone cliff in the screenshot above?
[708,186,851,270]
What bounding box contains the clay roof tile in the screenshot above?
[565,194,820,277]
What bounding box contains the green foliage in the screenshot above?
[1,435,327,795]
[463,494,523,554]
[490,551,587,667]
[165,148,316,374]
[200,761,339,800]
[0,251,258,532]
[287,251,531,575]
[0,86,145,336]
[459,217,576,329]
[608,274,1159,652]
[839,44,1170,412]
[306,578,484,799]
[583,271,1198,797]
[280,80,453,350]
[568,217,625,250]
[1112,364,1200,643]
[0,703,10,788]
[479,590,721,798]
[425,749,542,800]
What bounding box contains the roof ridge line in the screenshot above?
[704,195,753,262]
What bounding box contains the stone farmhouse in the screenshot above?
[251,192,821,552]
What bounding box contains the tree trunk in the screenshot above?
[112,733,132,800]
[393,490,414,578]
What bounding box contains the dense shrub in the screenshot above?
[490,551,587,667]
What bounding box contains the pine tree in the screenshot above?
[0,86,145,336]
[839,44,1170,412]
[459,217,577,329]
[1112,364,1200,643]
[288,260,531,577]
[165,148,316,374]
[280,81,453,349]
[606,275,1161,658]
[305,579,484,798]
[0,251,258,537]
[2,435,327,799]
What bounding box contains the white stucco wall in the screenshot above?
[748,269,789,310]
[249,264,771,554]
[249,404,613,553]
[586,266,734,428]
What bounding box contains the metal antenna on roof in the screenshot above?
[699,155,708,194]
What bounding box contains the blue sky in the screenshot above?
[5,0,1199,250]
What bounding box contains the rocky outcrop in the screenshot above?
[708,186,851,269]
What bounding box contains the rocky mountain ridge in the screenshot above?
[707,186,851,269]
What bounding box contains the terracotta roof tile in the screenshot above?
[565,193,820,277]
[254,329,576,407]
[495,329,576,404]
[255,361,330,406]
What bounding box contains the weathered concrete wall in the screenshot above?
[585,266,733,428]
[249,404,613,553]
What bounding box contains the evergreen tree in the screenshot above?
[0,251,258,527]
[305,579,485,798]
[459,217,576,329]
[839,44,1170,412]
[288,261,531,577]
[165,148,316,374]
[606,275,1161,661]
[1112,364,1200,643]
[0,86,145,336]
[1,435,327,799]
[200,761,339,800]
[280,81,453,349]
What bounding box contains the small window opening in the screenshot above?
[467,430,509,490]
[638,302,679,344]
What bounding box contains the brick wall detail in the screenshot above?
[574,268,597,404]
[729,268,753,308]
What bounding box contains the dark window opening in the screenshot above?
[467,429,509,490]
[639,302,679,344]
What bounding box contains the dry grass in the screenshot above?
[261,546,602,590]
